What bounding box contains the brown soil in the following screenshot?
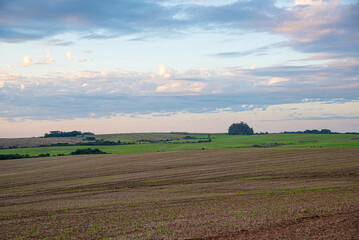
[0,148,358,239]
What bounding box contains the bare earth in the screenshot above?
[0,148,358,239]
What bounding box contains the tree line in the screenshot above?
[283,129,333,134]
[227,122,358,135]
[0,148,108,160]
[43,131,94,138]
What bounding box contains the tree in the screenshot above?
[228,122,254,135]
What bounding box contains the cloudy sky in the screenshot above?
[0,0,358,137]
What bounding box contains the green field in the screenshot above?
[1,133,358,157]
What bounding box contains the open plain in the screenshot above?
[0,148,358,239]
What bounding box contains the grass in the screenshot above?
[0,132,193,149]
[0,148,358,239]
[1,133,358,157]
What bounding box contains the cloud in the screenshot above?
[20,83,25,90]
[295,0,328,5]
[66,51,74,60]
[0,81,4,88]
[158,64,166,76]
[44,37,74,46]
[156,82,179,92]
[45,50,54,63]
[267,77,289,85]
[199,1,358,58]
[6,64,12,70]
[0,50,358,122]
[0,0,357,63]
[250,64,256,70]
[275,1,359,56]
[79,56,87,63]
[210,43,280,58]
[211,89,222,94]
[0,0,183,42]
[155,81,206,93]
[22,55,32,66]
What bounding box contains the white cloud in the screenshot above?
[250,64,256,70]
[156,82,180,92]
[20,83,25,90]
[188,82,206,92]
[82,83,88,87]
[294,0,341,5]
[22,55,32,66]
[66,51,74,60]
[157,64,171,78]
[0,81,4,88]
[6,64,12,70]
[45,50,54,63]
[212,89,222,94]
[295,0,324,5]
[79,56,87,63]
[158,64,166,75]
[156,81,206,93]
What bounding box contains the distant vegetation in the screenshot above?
[0,153,50,160]
[228,122,254,135]
[284,129,333,134]
[70,148,107,155]
[44,130,94,138]
[0,148,107,160]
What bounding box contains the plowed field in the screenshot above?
[0,148,358,239]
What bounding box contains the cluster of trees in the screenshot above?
[228,122,254,135]
[70,148,107,155]
[44,131,94,138]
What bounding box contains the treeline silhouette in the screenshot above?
[44,131,94,138]
[283,129,333,134]
[0,148,108,160]
[0,153,50,161]
[70,148,107,155]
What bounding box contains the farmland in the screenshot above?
[1,133,359,157]
[0,148,358,239]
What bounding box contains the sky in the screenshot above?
[0,0,358,137]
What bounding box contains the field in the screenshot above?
[1,133,359,157]
[0,137,88,149]
[0,133,192,149]
[0,148,358,239]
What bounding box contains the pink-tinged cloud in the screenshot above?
[268,77,289,85]
[276,1,341,42]
[155,80,207,93]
